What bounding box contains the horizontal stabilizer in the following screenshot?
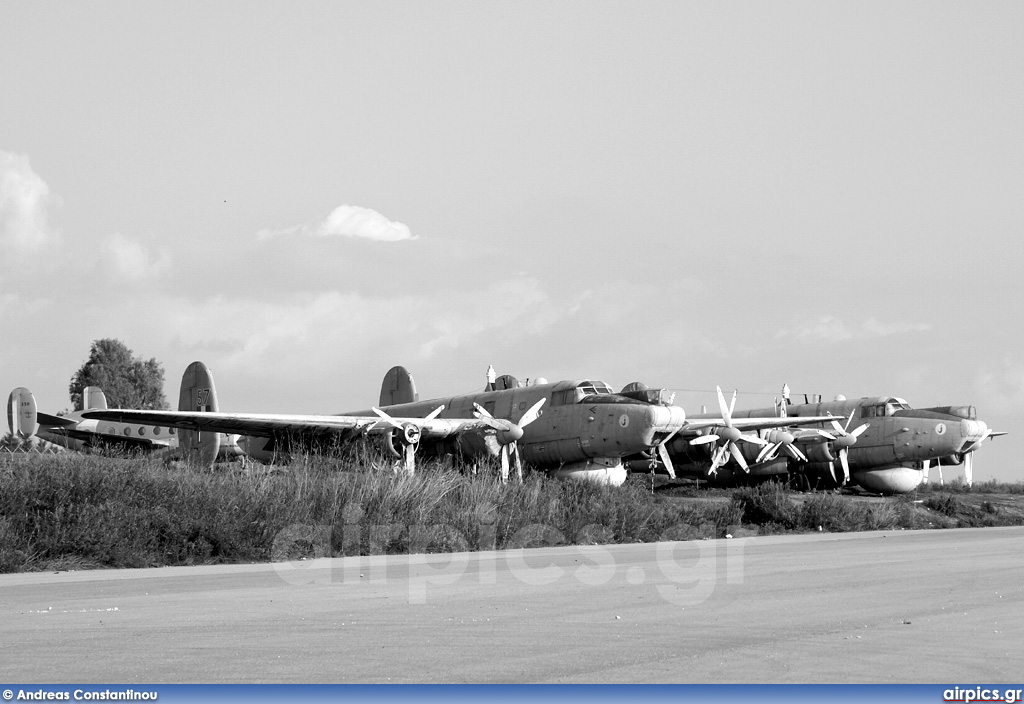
[37,411,76,428]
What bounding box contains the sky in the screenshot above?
[2,1,1022,481]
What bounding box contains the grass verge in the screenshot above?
[1,453,1021,573]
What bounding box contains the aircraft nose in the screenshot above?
[958,419,989,453]
[649,404,686,436]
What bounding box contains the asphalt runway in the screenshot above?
[3,527,1022,684]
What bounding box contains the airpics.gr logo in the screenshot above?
[944,687,1024,703]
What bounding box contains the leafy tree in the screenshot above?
[69,339,169,411]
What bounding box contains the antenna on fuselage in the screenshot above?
[779,384,790,418]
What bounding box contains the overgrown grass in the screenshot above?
[1,453,1021,574]
[732,483,926,533]
[916,478,1024,494]
[0,453,743,572]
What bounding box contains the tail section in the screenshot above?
[82,386,108,411]
[380,366,419,406]
[178,361,221,466]
[7,387,39,439]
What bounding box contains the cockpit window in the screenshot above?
[864,399,911,417]
[550,381,614,406]
[884,398,910,415]
[576,381,613,395]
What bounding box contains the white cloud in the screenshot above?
[105,233,172,281]
[257,204,415,242]
[777,315,931,343]
[0,151,61,253]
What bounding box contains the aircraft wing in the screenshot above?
[81,408,483,443]
[36,411,77,428]
[679,415,842,434]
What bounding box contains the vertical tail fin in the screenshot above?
[82,386,108,411]
[379,366,419,406]
[178,361,221,466]
[7,387,39,439]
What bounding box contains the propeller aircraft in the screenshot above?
[81,363,840,485]
[655,385,1004,494]
[6,380,244,463]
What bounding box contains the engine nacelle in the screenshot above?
[452,426,502,458]
[384,423,422,459]
[801,442,836,464]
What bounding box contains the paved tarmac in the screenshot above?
[2,527,1022,683]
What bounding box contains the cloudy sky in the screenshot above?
[2,2,1022,481]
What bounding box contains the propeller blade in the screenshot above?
[729,442,749,472]
[757,441,782,463]
[508,440,524,481]
[828,461,837,484]
[736,434,768,446]
[402,442,415,475]
[371,407,402,429]
[839,448,850,484]
[964,451,974,487]
[499,446,510,482]
[716,386,733,428]
[518,397,546,428]
[423,405,445,422]
[922,459,930,484]
[784,443,808,462]
[691,434,720,446]
[657,441,677,479]
[473,402,493,419]
[849,423,869,438]
[709,445,728,475]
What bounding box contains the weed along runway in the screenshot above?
[3,527,1022,684]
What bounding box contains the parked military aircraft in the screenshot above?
[7,372,243,463]
[82,362,539,476]
[84,363,840,485]
[655,385,1004,494]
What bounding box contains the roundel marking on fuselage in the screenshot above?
[619,414,629,428]
[935,423,946,435]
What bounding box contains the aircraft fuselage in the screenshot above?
[346,379,685,470]
[735,397,988,471]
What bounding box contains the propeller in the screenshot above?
[473,397,546,481]
[958,425,1007,487]
[816,411,869,485]
[755,429,807,464]
[371,405,445,473]
[689,387,767,475]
